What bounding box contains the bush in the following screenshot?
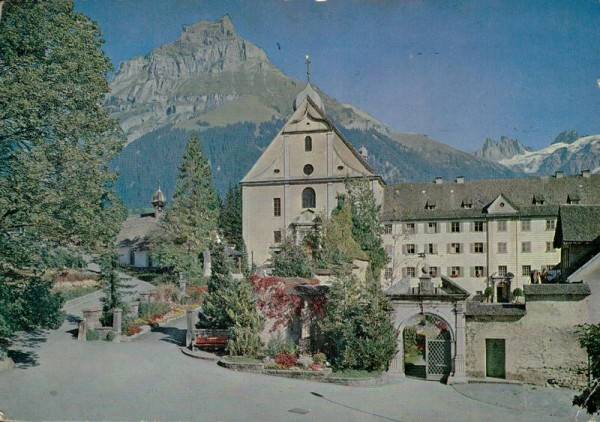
[512,288,523,297]
[274,352,298,369]
[297,355,314,369]
[312,352,327,365]
[86,330,100,341]
[266,332,296,357]
[105,331,115,341]
[138,301,171,321]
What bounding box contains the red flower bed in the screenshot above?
[274,352,298,368]
[125,325,142,336]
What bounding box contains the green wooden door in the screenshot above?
[486,339,506,379]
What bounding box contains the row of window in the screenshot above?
[385,264,554,280]
[383,219,556,235]
[390,241,556,255]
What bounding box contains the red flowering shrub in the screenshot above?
[125,325,142,336]
[274,352,298,368]
[310,363,322,371]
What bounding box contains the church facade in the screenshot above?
[241,83,384,266]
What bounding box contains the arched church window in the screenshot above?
[302,187,316,208]
[305,136,312,152]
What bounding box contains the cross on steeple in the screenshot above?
[305,54,311,83]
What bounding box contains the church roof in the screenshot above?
[293,83,324,112]
[116,214,160,250]
[382,173,600,221]
[151,188,166,205]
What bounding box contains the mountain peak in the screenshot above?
[474,136,531,161]
[552,130,581,145]
[181,14,238,41]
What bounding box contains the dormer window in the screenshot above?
[567,193,580,204]
[425,199,436,210]
[305,136,312,152]
[462,198,473,209]
[533,194,545,205]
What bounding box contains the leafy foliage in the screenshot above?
[574,324,600,414]
[0,0,125,342]
[149,134,219,280]
[344,178,388,282]
[320,269,398,372]
[272,240,313,279]
[219,184,248,273]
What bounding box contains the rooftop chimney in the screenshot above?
[434,177,443,185]
[582,169,591,178]
[555,171,564,179]
[456,176,465,184]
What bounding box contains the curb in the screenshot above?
[181,347,221,361]
[0,358,15,374]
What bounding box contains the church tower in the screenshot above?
[240,58,384,266]
[151,186,167,218]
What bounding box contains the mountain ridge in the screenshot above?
[107,15,519,208]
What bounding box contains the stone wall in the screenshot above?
[465,297,589,388]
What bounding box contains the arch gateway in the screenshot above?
[386,267,469,384]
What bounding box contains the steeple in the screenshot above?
[151,185,167,218]
[293,54,324,112]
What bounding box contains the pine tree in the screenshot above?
[196,242,238,329]
[320,269,397,371]
[0,1,125,343]
[272,240,313,278]
[99,251,134,327]
[226,280,264,357]
[150,134,219,280]
[219,184,248,273]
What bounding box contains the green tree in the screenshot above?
[99,251,134,327]
[150,134,219,280]
[574,324,600,414]
[226,279,264,357]
[219,184,247,273]
[344,178,388,282]
[320,269,397,372]
[0,1,125,343]
[272,240,313,279]
[196,242,237,329]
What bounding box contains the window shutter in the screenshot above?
[483,243,487,253]
[433,244,438,254]
[446,267,452,276]
[401,267,407,277]
[469,243,474,253]
[447,222,451,233]
[402,245,406,254]
[470,267,475,277]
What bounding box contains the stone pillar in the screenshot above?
[448,302,468,384]
[77,320,87,341]
[186,309,194,348]
[112,308,122,334]
[202,251,211,277]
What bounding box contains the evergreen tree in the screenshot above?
[196,242,237,329]
[150,134,219,280]
[226,280,264,357]
[272,240,313,278]
[219,184,248,273]
[99,251,134,327]
[344,178,388,282]
[320,269,398,372]
[0,1,125,343]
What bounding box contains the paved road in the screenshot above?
[0,279,586,421]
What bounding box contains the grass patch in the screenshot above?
[329,369,382,379]
[58,285,100,301]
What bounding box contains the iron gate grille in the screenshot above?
[426,339,451,380]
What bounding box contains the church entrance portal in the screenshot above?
[403,313,452,381]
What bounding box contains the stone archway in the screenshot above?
[402,313,453,381]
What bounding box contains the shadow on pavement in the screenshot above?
[5,330,47,368]
[151,326,186,346]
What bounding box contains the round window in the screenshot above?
[303,164,314,176]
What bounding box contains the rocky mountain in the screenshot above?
[551,130,581,145]
[473,136,531,161]
[498,134,600,176]
[107,15,519,208]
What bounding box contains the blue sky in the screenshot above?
[75,0,600,152]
